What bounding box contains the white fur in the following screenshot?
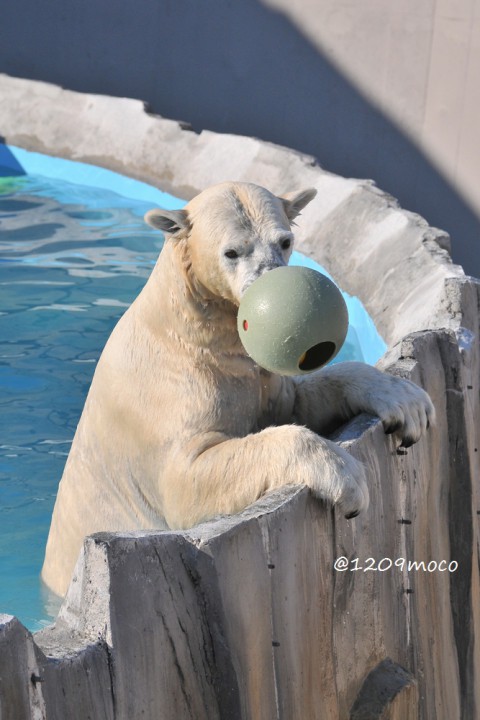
[42,182,435,596]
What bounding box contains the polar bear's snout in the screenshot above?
[238,247,290,299]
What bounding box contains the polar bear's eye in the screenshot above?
[225,249,239,260]
[280,237,292,250]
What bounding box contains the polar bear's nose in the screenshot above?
[240,254,288,298]
[257,254,287,277]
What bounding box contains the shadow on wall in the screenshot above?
[2,0,479,277]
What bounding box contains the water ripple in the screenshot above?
[0,171,165,629]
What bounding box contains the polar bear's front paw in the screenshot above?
[310,442,369,519]
[335,451,369,519]
[371,374,435,448]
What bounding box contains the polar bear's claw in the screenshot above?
[383,419,403,435]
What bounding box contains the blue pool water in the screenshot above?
[0,146,386,630]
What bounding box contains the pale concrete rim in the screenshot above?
[0,73,466,352]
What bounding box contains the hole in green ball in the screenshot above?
[298,341,336,371]
[243,319,248,331]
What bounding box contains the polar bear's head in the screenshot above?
[145,182,317,305]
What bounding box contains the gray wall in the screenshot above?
[1,0,479,277]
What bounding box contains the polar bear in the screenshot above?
[42,182,435,597]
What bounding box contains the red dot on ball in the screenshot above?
[243,319,248,331]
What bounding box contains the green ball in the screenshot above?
[237,266,348,375]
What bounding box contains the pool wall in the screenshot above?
[0,74,479,719]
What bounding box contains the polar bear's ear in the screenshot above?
[280,188,317,222]
[144,208,189,236]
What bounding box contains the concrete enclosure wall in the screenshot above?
[1,0,479,278]
[264,0,480,274]
[0,76,479,719]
